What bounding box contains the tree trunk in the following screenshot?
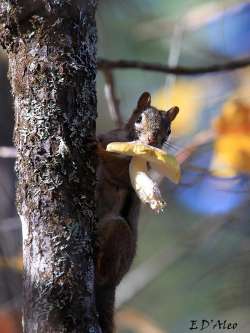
[0,1,101,332]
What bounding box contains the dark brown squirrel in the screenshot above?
[95,92,179,333]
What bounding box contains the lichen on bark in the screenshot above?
[0,1,100,332]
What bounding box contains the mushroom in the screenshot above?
[106,142,181,213]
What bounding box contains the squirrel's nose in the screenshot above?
[148,136,157,145]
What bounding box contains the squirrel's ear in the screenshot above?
[167,106,179,122]
[137,92,151,109]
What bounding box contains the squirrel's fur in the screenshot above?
[95,92,179,333]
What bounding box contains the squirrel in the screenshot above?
[95,92,179,333]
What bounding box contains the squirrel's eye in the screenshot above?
[136,115,143,123]
[168,128,171,135]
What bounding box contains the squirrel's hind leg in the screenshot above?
[95,217,136,332]
[95,217,136,287]
[96,286,115,333]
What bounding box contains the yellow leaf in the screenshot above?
[152,81,203,136]
[213,101,250,135]
[212,134,250,176]
[212,100,250,177]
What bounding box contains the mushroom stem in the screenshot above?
[129,157,166,213]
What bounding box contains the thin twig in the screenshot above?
[176,129,215,164]
[98,57,250,75]
[102,69,124,127]
[0,146,17,158]
[115,245,183,309]
[151,130,214,184]
[116,217,225,309]
[116,309,167,333]
[0,130,214,161]
[165,23,183,87]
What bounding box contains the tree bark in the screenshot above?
[0,1,101,332]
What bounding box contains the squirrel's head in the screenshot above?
[126,92,179,147]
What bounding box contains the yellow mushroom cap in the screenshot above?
[106,142,181,184]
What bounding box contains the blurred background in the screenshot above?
[0,0,250,332]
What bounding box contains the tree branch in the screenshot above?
[176,130,214,164]
[0,147,17,158]
[98,57,250,75]
[102,69,124,127]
